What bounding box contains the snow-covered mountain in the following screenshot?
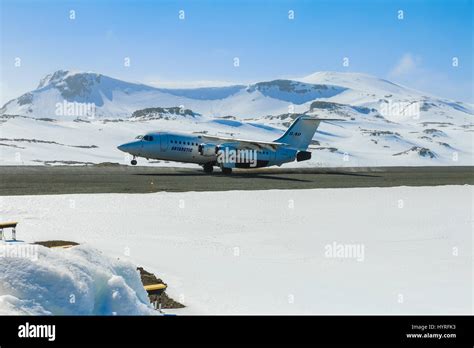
[0,70,472,166]
[1,70,350,118]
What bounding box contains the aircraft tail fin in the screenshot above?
[274,115,321,150]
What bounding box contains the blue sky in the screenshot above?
[1,0,472,104]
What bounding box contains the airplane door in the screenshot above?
[160,134,168,151]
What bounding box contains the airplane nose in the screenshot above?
[117,144,126,152]
[117,142,135,153]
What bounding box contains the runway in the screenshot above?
[0,165,472,196]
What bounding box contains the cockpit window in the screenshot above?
[143,135,154,141]
[135,135,144,140]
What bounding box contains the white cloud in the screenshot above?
[389,53,422,78]
[387,53,472,103]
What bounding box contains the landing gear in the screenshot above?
[131,157,137,165]
[221,167,232,175]
[203,163,214,174]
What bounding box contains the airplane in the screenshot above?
[117,115,330,174]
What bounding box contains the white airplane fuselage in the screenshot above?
[118,131,298,168]
[117,116,323,173]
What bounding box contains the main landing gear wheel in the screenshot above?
[203,163,214,174]
[221,167,232,175]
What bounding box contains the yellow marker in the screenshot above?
[0,222,18,228]
[144,283,167,292]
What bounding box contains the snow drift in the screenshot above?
[2,186,471,314]
[0,244,156,315]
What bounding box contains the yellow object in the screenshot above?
[0,222,18,229]
[144,283,167,292]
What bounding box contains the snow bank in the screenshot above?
[0,244,156,315]
[1,186,472,314]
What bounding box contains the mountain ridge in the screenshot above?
[6,69,470,120]
[1,69,472,167]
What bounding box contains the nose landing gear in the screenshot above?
[131,157,137,165]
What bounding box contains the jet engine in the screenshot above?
[296,151,311,162]
[198,143,218,156]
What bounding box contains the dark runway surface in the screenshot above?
[0,165,472,196]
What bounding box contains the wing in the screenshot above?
[199,135,286,151]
